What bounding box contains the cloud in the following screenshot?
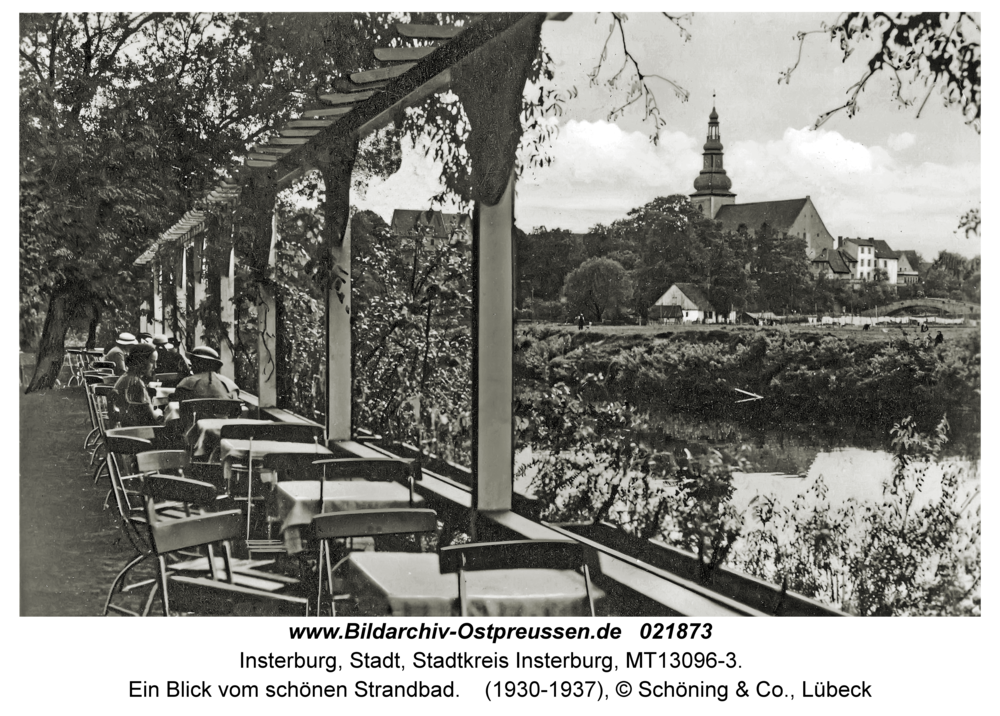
[888,132,917,151]
[357,120,979,259]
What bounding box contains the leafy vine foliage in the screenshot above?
[782,12,980,132]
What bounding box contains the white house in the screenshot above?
[651,283,721,323]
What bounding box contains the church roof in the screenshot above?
[714,198,810,233]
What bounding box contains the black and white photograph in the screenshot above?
[18,8,980,630]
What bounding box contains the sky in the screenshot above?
[359,12,982,261]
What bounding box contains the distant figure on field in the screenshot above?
[577,313,585,331]
[935,331,944,346]
[862,324,870,331]
[920,322,929,333]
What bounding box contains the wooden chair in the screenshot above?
[438,539,597,617]
[313,508,438,616]
[105,474,308,616]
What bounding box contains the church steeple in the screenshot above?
[690,100,736,219]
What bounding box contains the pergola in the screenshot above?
[130,12,843,616]
[134,12,559,523]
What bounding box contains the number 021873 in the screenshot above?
[639,623,712,639]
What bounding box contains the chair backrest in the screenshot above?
[312,508,438,540]
[438,539,596,617]
[83,373,105,385]
[311,457,413,482]
[136,450,190,475]
[154,372,182,388]
[101,374,119,385]
[92,360,116,370]
[261,453,325,482]
[180,398,242,426]
[104,434,154,457]
[220,422,324,444]
[141,473,219,510]
[106,425,167,450]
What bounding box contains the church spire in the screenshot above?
[690,102,736,219]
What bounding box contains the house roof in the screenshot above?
[898,250,925,273]
[390,209,470,237]
[714,198,809,233]
[872,239,899,259]
[672,282,716,312]
[812,248,855,274]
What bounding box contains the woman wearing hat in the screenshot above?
[173,345,240,403]
[112,343,163,427]
[103,332,138,376]
[152,334,192,378]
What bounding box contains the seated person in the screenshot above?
[112,343,163,427]
[173,345,240,403]
[103,332,138,375]
[152,334,191,380]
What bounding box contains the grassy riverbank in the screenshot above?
[515,322,980,453]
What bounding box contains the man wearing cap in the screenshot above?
[152,334,191,378]
[103,332,138,376]
[172,345,240,403]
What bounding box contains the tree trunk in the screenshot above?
[25,289,73,393]
[85,301,101,350]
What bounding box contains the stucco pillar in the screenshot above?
[219,247,236,379]
[151,263,163,335]
[473,170,515,512]
[326,220,352,440]
[257,213,279,408]
[192,233,207,344]
[174,245,187,345]
[453,14,544,520]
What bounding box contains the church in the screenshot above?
[689,106,836,261]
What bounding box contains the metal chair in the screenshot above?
[219,422,326,545]
[438,540,597,617]
[105,474,309,616]
[313,508,438,616]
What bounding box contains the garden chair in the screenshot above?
[312,508,438,616]
[438,539,597,617]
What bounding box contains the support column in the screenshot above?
[257,212,279,408]
[318,136,359,443]
[326,219,351,440]
[473,171,515,512]
[452,14,544,520]
[151,263,163,334]
[219,247,236,380]
[192,234,206,344]
[174,245,187,346]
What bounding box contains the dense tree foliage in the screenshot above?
[562,257,632,322]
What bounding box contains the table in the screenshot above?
[341,552,603,617]
[189,418,271,458]
[150,386,176,406]
[270,480,424,554]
